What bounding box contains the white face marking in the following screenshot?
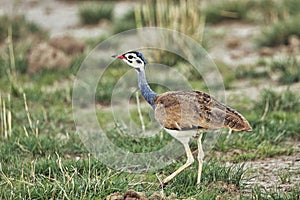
[123,53,145,69]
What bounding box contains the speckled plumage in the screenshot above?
[154,90,252,131]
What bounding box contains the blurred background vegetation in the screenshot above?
[0,0,299,199]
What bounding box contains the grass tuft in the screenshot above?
[257,17,300,47]
[0,15,47,42]
[256,89,300,113]
[215,89,299,162]
[136,0,205,42]
[204,0,300,25]
[270,57,300,84]
[78,3,114,25]
[236,57,300,84]
[251,186,300,200]
[113,9,136,34]
[205,0,254,24]
[135,0,205,66]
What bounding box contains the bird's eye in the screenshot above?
[128,55,133,59]
[136,60,142,64]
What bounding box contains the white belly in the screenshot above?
[164,128,198,143]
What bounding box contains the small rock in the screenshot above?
[123,190,148,200]
[28,42,71,73]
[149,192,178,200]
[226,38,240,49]
[106,192,123,200]
[228,149,243,156]
[148,192,164,200]
[288,35,300,47]
[288,35,300,53]
[230,50,243,59]
[259,47,274,56]
[215,195,222,200]
[49,35,85,55]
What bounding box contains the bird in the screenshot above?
[112,51,252,187]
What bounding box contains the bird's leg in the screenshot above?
[226,129,233,140]
[197,132,204,185]
[162,140,194,186]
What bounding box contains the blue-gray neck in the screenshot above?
[137,68,157,107]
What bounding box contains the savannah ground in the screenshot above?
[0,0,299,199]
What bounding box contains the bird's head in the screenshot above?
[112,51,146,71]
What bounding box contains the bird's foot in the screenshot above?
[196,183,202,190]
[158,181,168,189]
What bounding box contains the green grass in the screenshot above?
[251,186,300,200]
[134,0,206,67]
[0,15,83,80]
[1,66,299,198]
[0,151,248,199]
[0,15,47,42]
[236,57,300,85]
[204,0,300,25]
[250,0,300,24]
[204,0,300,48]
[215,61,236,89]
[204,0,254,24]
[136,0,205,42]
[257,17,300,47]
[112,9,136,34]
[0,44,30,77]
[105,125,172,153]
[214,89,300,163]
[0,40,299,198]
[251,0,300,47]
[84,35,108,48]
[78,2,114,25]
[270,58,300,84]
[0,15,47,77]
[95,62,129,105]
[0,37,299,198]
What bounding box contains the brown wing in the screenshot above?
[154,91,252,131]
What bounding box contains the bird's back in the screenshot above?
[154,91,252,131]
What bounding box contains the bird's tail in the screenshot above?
[224,107,252,131]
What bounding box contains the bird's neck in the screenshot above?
[137,68,157,107]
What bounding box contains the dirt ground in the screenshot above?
[1,0,299,195]
[242,142,300,192]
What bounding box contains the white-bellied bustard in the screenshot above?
[112,51,252,187]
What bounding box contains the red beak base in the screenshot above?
[112,54,126,60]
[117,55,126,59]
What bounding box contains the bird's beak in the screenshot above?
[112,54,126,60]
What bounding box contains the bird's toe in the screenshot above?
[158,181,168,189]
